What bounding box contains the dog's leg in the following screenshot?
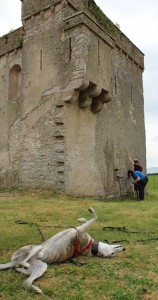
[76,207,97,233]
[0,262,16,269]
[20,245,42,268]
[0,245,35,270]
[16,266,32,276]
[17,259,47,294]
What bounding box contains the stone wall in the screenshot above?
[0,0,145,197]
[0,27,24,56]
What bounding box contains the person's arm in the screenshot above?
[128,153,134,165]
[132,176,140,184]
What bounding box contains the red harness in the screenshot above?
[73,237,93,257]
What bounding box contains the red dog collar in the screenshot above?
[73,238,93,257]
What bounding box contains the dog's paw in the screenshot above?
[20,261,30,269]
[24,281,43,294]
[88,207,95,214]
[78,218,87,223]
[32,286,43,294]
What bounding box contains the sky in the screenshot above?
[0,0,157,169]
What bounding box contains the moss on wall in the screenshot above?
[0,27,24,57]
[82,0,89,6]
[17,36,24,48]
[88,0,118,37]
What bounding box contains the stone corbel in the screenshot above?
[79,85,102,108]
[65,79,112,113]
[91,90,112,113]
[61,89,80,103]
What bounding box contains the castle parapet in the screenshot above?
[0,27,24,57]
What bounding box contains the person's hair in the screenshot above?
[134,158,139,163]
[127,169,133,177]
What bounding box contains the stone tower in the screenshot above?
[0,0,145,197]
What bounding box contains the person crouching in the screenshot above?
[127,170,148,200]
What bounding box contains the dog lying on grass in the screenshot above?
[0,207,125,293]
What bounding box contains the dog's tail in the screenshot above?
[0,262,15,269]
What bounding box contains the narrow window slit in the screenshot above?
[69,38,72,61]
[98,40,100,65]
[40,50,43,70]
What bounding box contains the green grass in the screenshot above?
[147,174,158,191]
[0,188,158,299]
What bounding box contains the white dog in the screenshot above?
[0,207,125,293]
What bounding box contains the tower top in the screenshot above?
[20,0,96,21]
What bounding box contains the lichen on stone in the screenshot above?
[87,0,118,37]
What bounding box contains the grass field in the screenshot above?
[0,179,158,300]
[147,174,158,191]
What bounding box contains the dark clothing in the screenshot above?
[133,164,143,194]
[131,171,148,200]
[134,184,139,198]
[134,163,143,172]
[138,178,148,200]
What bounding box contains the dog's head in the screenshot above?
[98,242,125,258]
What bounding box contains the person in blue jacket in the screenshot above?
[127,154,143,197]
[127,170,148,200]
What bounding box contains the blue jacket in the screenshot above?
[132,171,146,181]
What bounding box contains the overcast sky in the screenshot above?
[0,0,157,169]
